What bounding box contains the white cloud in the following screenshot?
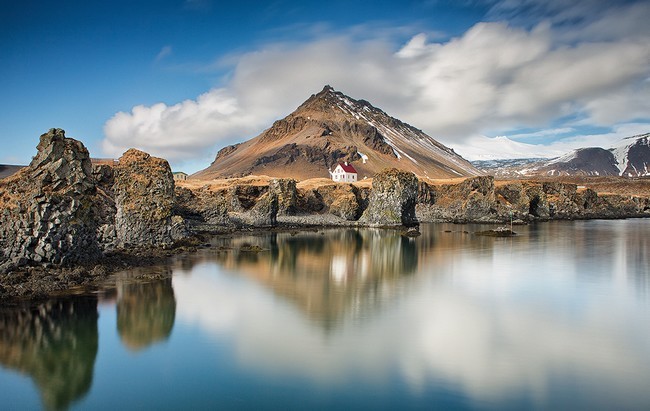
[102,2,650,165]
[455,124,650,161]
[170,243,650,405]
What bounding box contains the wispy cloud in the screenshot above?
[102,1,650,163]
[154,45,173,63]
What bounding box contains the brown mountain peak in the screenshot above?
[193,87,481,181]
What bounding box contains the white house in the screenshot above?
[172,171,188,181]
[330,162,358,182]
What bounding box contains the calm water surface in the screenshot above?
[1,220,649,410]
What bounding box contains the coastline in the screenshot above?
[3,215,650,303]
[1,130,649,303]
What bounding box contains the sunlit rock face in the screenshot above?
[0,129,102,270]
[114,149,175,247]
[359,168,419,227]
[0,297,98,411]
[416,176,650,223]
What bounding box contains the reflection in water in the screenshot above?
[0,297,98,411]
[171,221,650,409]
[116,271,176,351]
[205,229,417,328]
[1,221,649,410]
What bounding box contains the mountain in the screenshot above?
[0,165,25,179]
[470,158,547,178]
[193,86,481,180]
[611,133,650,177]
[533,147,620,176]
[473,133,650,178]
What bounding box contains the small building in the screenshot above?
[173,171,188,181]
[91,158,119,166]
[330,162,357,183]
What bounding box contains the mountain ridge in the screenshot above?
[473,133,650,177]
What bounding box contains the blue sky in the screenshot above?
[2,0,649,171]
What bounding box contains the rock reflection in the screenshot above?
[207,229,418,328]
[170,221,650,408]
[0,297,98,411]
[116,270,176,351]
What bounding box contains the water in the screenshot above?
[1,220,649,410]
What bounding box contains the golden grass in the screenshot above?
[180,174,650,197]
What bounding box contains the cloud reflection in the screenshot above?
[172,222,650,407]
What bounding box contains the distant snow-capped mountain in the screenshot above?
[610,133,650,177]
[473,133,650,177]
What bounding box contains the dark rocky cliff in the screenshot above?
[417,176,650,223]
[0,129,102,271]
[0,130,181,273]
[359,169,419,227]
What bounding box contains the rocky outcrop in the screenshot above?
[0,129,102,270]
[174,186,231,232]
[241,192,278,227]
[295,182,369,221]
[113,149,175,248]
[270,178,298,216]
[417,176,650,222]
[174,178,297,229]
[359,169,419,226]
[417,176,497,222]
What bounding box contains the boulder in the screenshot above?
[113,149,175,247]
[359,168,419,226]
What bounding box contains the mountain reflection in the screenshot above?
[116,271,176,351]
[171,222,650,408]
[0,297,98,411]
[206,229,418,328]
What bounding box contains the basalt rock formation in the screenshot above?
[359,169,419,227]
[417,176,650,223]
[296,181,369,221]
[0,130,186,274]
[113,149,176,247]
[0,129,102,271]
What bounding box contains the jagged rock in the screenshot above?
[241,192,278,227]
[329,193,360,220]
[359,168,419,226]
[417,176,499,222]
[0,129,102,270]
[113,149,175,248]
[173,185,231,231]
[417,176,650,223]
[226,185,267,212]
[295,182,366,220]
[269,178,297,216]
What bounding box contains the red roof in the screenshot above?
[338,162,357,173]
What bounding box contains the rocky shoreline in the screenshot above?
[1,129,649,302]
